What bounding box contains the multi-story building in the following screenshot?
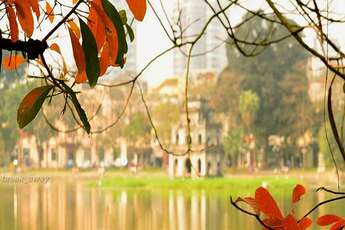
[173,0,227,77]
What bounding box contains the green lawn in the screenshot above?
[87,175,300,196]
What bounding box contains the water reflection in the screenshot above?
[0,181,343,230]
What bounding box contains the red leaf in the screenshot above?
[283,215,299,230]
[126,0,147,21]
[2,55,25,70]
[330,220,345,230]
[14,0,34,37]
[6,5,19,42]
[88,1,106,51]
[75,71,87,84]
[292,184,306,203]
[68,28,86,83]
[89,2,118,64]
[317,215,342,226]
[28,0,40,19]
[262,218,283,230]
[99,42,110,76]
[298,217,312,230]
[255,187,283,220]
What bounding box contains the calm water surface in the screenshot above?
[0,178,344,230]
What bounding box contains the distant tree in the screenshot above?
[210,68,243,116]
[152,102,179,144]
[123,113,151,146]
[223,127,244,167]
[239,90,260,131]
[226,12,315,159]
[318,120,345,170]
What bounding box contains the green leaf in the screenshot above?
[126,24,135,42]
[17,85,53,128]
[62,82,91,133]
[119,10,127,24]
[102,0,128,67]
[79,19,99,87]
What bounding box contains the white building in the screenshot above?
[168,99,224,178]
[173,0,227,77]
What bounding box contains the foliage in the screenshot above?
[123,113,151,145]
[225,12,315,158]
[0,0,146,132]
[233,184,345,230]
[317,215,345,230]
[318,120,345,169]
[234,184,311,230]
[152,102,179,143]
[210,68,243,115]
[239,90,260,130]
[223,127,244,158]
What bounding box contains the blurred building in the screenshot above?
[13,77,151,169]
[167,99,224,178]
[173,0,227,77]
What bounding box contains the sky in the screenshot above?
[2,0,345,87]
[136,0,174,87]
[135,0,345,87]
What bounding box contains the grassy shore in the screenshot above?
[2,167,341,194]
[87,175,300,195]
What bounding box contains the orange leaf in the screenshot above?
[50,43,61,53]
[90,2,118,64]
[68,21,80,39]
[46,2,54,23]
[14,0,34,37]
[236,197,260,215]
[255,187,283,220]
[330,220,345,230]
[99,42,110,76]
[68,28,86,83]
[282,215,299,230]
[298,217,312,230]
[2,55,25,70]
[126,0,147,21]
[262,218,283,230]
[75,70,87,83]
[317,215,342,226]
[28,0,40,19]
[88,1,106,51]
[292,184,306,203]
[6,5,19,42]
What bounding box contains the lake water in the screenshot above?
[0,179,344,230]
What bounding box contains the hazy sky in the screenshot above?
[136,0,345,87]
[136,0,175,87]
[3,0,345,87]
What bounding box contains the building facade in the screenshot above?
[167,99,224,178]
[173,0,227,77]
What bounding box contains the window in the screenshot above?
[176,134,179,145]
[198,134,202,145]
[51,150,57,161]
[185,158,192,174]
